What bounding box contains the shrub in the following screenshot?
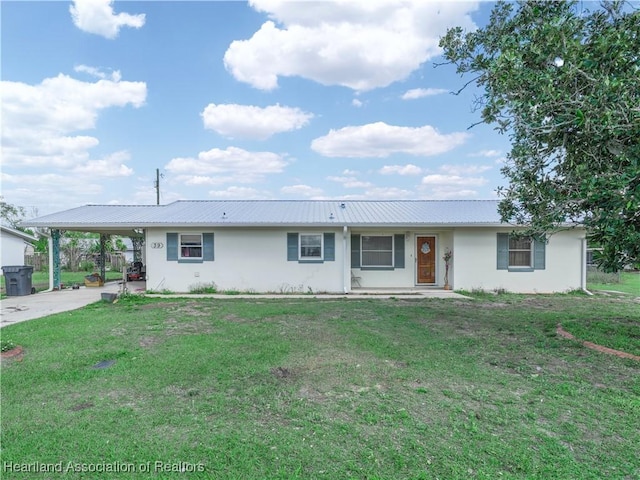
[1,339,16,352]
[189,282,218,294]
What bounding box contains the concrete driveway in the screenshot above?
[0,282,121,329]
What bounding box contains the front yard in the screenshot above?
[1,294,638,479]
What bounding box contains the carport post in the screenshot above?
[100,234,107,281]
[52,229,61,290]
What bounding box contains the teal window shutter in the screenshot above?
[394,234,405,268]
[497,233,509,270]
[351,234,361,268]
[533,238,546,270]
[324,233,335,261]
[203,233,214,261]
[167,233,178,261]
[287,233,299,261]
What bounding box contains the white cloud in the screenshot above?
[224,1,478,91]
[439,164,492,175]
[70,0,145,39]
[1,73,146,172]
[311,122,469,158]
[71,151,134,177]
[166,147,288,186]
[74,65,122,81]
[281,184,324,197]
[379,164,423,175]
[421,174,488,187]
[327,176,373,188]
[208,187,270,199]
[352,98,364,108]
[201,103,313,140]
[401,88,448,100]
[418,185,479,200]
[1,172,106,211]
[416,164,492,199]
[363,187,415,199]
[468,149,502,158]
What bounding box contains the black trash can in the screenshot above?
[2,265,34,296]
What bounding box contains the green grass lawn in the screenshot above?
[588,271,640,296]
[1,294,638,479]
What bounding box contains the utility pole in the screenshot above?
[154,168,162,205]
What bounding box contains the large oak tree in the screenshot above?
[440,0,639,271]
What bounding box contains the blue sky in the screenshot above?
[2,0,513,216]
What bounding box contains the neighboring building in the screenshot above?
[21,200,588,293]
[0,225,38,267]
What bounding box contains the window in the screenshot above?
[287,233,335,263]
[350,234,405,270]
[166,233,214,263]
[300,234,323,260]
[361,235,393,267]
[497,233,545,271]
[508,236,532,267]
[180,234,202,259]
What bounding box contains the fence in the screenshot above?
[24,253,126,273]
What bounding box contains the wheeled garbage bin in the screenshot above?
[2,265,34,296]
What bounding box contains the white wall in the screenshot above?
[142,226,584,293]
[452,228,585,293]
[351,230,454,288]
[0,232,28,267]
[145,227,345,293]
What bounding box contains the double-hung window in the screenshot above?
[166,232,214,263]
[180,234,203,259]
[508,236,532,268]
[361,235,393,267]
[287,233,335,263]
[351,234,405,270]
[299,234,323,260]
[497,233,545,271]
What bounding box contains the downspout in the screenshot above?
[581,237,593,295]
[36,229,60,292]
[343,226,349,294]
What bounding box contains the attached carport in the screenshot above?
[21,205,152,291]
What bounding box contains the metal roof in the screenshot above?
[21,200,505,229]
[0,225,38,242]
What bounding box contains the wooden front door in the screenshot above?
[416,236,436,284]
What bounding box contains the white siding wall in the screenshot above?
[452,228,585,293]
[145,228,345,293]
[0,233,28,267]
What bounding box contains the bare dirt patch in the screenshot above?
[70,402,94,412]
[163,317,215,335]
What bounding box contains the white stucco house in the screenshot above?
[22,200,588,294]
[1,225,37,268]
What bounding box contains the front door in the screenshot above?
[416,236,436,284]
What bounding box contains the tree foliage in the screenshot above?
[440,0,639,271]
[0,197,26,229]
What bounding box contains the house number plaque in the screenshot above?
[151,242,164,249]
